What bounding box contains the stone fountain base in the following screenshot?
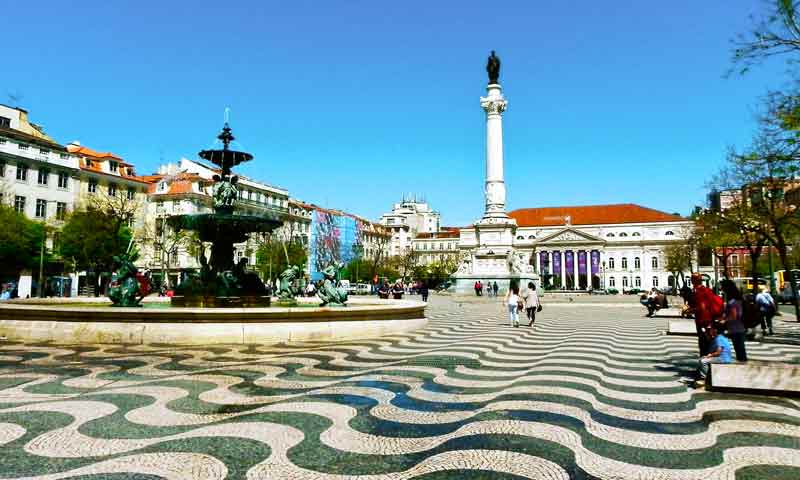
[0,297,427,345]
[170,295,271,308]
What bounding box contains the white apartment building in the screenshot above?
[0,105,82,297]
[412,228,461,265]
[379,196,440,257]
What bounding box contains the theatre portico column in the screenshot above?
[559,251,566,290]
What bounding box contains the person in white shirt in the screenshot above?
[521,282,541,327]
[755,288,777,335]
[505,284,521,327]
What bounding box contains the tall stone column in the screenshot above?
[480,84,509,222]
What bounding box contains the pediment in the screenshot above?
[536,228,605,245]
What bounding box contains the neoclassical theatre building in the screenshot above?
[497,204,693,291]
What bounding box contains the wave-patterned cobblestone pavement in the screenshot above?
[1,297,800,479]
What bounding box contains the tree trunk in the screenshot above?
[749,252,761,295]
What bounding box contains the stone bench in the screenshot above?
[709,361,800,396]
[667,319,697,336]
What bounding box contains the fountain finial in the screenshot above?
[218,123,234,151]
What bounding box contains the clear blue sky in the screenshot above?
[2,1,785,226]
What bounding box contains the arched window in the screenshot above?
[635,276,641,287]
[665,231,674,236]
[516,236,524,240]
[619,232,628,237]
[606,233,615,237]
[622,277,629,287]
[528,235,536,240]
[632,232,641,237]
[621,257,628,269]
[609,277,615,287]
[608,258,615,269]
[634,257,641,269]
[652,257,658,268]
[652,276,659,287]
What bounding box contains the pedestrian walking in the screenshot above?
[492,281,499,297]
[756,288,776,336]
[474,281,482,297]
[720,280,747,362]
[505,284,521,327]
[521,281,540,327]
[419,281,429,302]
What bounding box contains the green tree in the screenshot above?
[60,207,133,295]
[0,205,45,279]
[255,234,308,285]
[731,0,800,75]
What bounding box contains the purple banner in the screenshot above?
[591,250,600,276]
[578,251,588,275]
[564,251,574,278]
[539,251,549,274]
[552,251,562,278]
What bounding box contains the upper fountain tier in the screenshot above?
[198,123,253,177]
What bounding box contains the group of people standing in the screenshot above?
[687,272,777,387]
[474,280,499,297]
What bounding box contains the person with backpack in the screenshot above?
[720,280,747,362]
[689,273,724,356]
[756,287,777,336]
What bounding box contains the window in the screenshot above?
[88,179,97,193]
[0,116,10,128]
[665,231,674,236]
[619,232,628,237]
[621,257,628,269]
[635,276,641,287]
[622,276,629,288]
[35,199,46,218]
[653,276,659,287]
[606,233,615,237]
[127,188,135,200]
[528,235,536,240]
[634,257,641,269]
[39,148,49,155]
[37,168,49,185]
[109,161,118,172]
[517,235,524,240]
[0,160,4,177]
[158,181,167,192]
[56,202,67,220]
[58,172,69,189]
[18,143,28,151]
[52,232,62,253]
[609,277,615,287]
[14,196,25,214]
[608,258,615,269]
[652,257,658,269]
[16,163,28,181]
[108,183,117,197]
[632,232,641,237]
[59,153,68,159]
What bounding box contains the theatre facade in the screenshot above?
[495,204,693,291]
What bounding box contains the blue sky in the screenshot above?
[2,1,786,226]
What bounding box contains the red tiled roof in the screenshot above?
[415,227,461,239]
[67,144,123,161]
[509,204,685,227]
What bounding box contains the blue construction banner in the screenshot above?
[309,210,362,280]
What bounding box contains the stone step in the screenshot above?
[710,361,800,395]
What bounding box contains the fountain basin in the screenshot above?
[0,297,427,345]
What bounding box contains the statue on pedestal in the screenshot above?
[277,265,302,302]
[109,253,147,307]
[486,50,501,84]
[317,262,348,307]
